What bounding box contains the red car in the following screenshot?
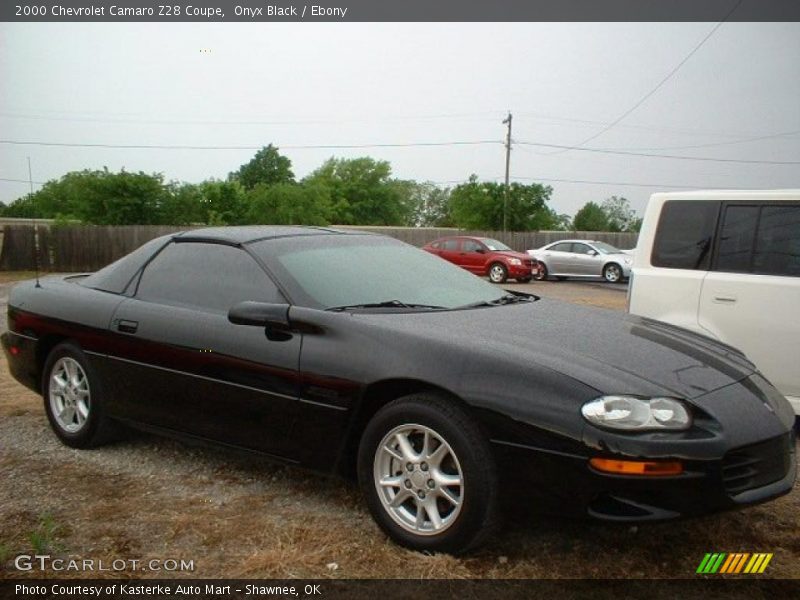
[422,236,538,283]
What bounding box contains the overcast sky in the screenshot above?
[1,22,798,218]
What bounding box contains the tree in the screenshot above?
[408,183,453,227]
[304,157,410,225]
[573,201,610,231]
[245,183,333,225]
[197,180,248,225]
[449,176,553,231]
[601,196,638,232]
[159,182,205,225]
[228,145,295,190]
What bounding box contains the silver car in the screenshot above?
[527,240,633,283]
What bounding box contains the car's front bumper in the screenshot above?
[493,430,796,521]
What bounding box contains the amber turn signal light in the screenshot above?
[589,457,683,476]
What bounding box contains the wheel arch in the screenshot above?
[34,334,70,392]
[336,378,472,478]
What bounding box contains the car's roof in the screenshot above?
[176,225,367,244]
[547,239,599,244]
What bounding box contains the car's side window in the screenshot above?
[463,240,483,253]
[430,241,441,249]
[550,242,572,253]
[652,200,720,270]
[713,204,800,277]
[716,205,759,273]
[136,242,284,313]
[441,239,460,251]
[572,243,593,255]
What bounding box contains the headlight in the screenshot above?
[508,258,522,266]
[581,396,692,431]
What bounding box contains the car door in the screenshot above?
[100,240,303,459]
[571,242,603,276]
[460,239,487,274]
[541,242,573,274]
[699,203,800,402]
[439,238,465,268]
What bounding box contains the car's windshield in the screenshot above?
[250,235,509,310]
[480,238,512,252]
[592,241,623,255]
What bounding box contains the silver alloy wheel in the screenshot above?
[49,357,91,433]
[489,264,506,283]
[374,424,464,536]
[604,264,621,283]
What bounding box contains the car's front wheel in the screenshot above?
[488,263,508,284]
[42,342,120,448]
[603,263,623,283]
[358,394,499,554]
[533,262,548,281]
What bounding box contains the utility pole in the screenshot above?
[502,112,512,232]
[27,156,41,287]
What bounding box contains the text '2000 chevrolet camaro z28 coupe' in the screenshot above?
[2,227,796,553]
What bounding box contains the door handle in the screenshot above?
[712,296,737,304]
[116,319,139,333]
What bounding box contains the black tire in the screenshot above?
[488,262,508,284]
[42,342,121,449]
[533,262,548,281]
[603,263,623,284]
[358,393,500,554]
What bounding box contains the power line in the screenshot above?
[510,175,739,190]
[0,177,46,184]
[0,139,502,151]
[594,129,800,152]
[514,140,800,165]
[548,0,744,154]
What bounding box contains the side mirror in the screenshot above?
[228,302,292,340]
[587,249,598,256]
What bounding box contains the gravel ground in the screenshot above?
[0,274,797,580]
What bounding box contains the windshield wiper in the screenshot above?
[327,300,448,312]
[459,293,535,309]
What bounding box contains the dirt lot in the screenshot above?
[0,275,797,580]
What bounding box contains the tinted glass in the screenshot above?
[81,235,171,294]
[463,240,484,253]
[250,235,508,310]
[441,239,460,251]
[572,243,593,255]
[752,205,800,277]
[652,201,719,269]
[137,242,283,312]
[593,241,622,254]
[550,242,572,253]
[716,205,759,273]
[480,239,512,251]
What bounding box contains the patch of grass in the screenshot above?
[27,513,64,554]
[0,542,11,564]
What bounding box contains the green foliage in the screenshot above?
[449,176,554,231]
[405,182,453,227]
[229,145,294,190]
[2,194,41,218]
[0,541,11,564]
[305,157,411,225]
[601,196,639,232]
[573,201,610,231]
[160,182,206,225]
[196,180,248,225]
[245,183,333,225]
[27,514,63,555]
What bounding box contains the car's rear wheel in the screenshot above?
[488,263,507,284]
[358,394,499,554]
[603,263,623,283]
[533,262,548,281]
[42,342,120,448]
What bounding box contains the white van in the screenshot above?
[628,190,800,417]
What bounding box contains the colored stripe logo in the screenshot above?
[696,552,773,574]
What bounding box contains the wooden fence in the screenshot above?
[0,224,638,272]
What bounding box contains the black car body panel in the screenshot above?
[2,226,795,523]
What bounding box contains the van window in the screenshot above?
[716,205,759,273]
[753,206,800,277]
[652,201,719,269]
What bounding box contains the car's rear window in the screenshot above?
[80,235,172,294]
[652,201,720,270]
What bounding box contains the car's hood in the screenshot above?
[494,250,531,260]
[358,299,757,400]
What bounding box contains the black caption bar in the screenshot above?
[2,579,800,600]
[2,0,800,23]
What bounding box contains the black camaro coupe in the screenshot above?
[2,226,796,552]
